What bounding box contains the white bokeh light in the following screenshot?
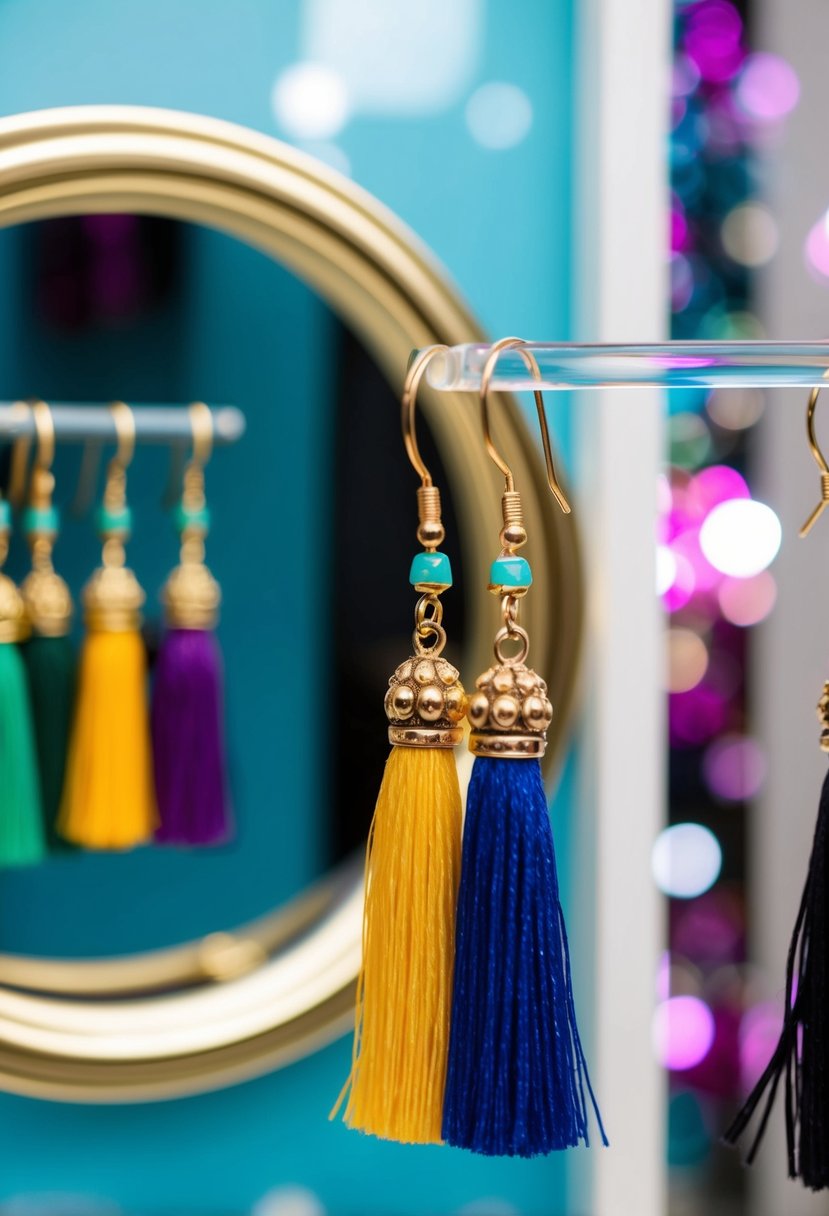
[271,62,350,140]
[652,822,722,899]
[699,499,782,578]
[465,82,533,150]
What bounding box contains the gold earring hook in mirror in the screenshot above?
[479,337,571,515]
[7,400,48,508]
[800,384,829,537]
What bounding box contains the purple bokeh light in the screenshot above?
[653,996,716,1071]
[683,0,745,84]
[703,733,767,802]
[736,53,800,122]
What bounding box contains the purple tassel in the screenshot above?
[151,628,232,846]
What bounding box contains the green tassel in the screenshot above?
[0,642,46,866]
[23,635,76,848]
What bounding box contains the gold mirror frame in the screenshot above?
[0,106,583,1101]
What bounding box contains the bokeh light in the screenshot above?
[668,627,709,693]
[703,733,767,802]
[669,412,713,469]
[706,386,765,431]
[735,52,800,122]
[738,1001,785,1093]
[718,570,777,626]
[721,202,778,267]
[652,822,723,898]
[683,0,744,84]
[670,685,728,746]
[699,498,782,577]
[653,996,716,1070]
[272,63,350,141]
[465,83,533,150]
[687,464,749,515]
[805,213,829,282]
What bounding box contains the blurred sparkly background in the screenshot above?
[661,1,802,1210]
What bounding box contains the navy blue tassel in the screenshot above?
[442,757,606,1157]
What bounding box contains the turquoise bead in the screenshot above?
[490,554,533,590]
[409,550,452,589]
[97,505,132,536]
[0,500,10,530]
[175,503,211,534]
[23,505,59,535]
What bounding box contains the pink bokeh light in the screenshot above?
[805,215,829,282]
[653,996,716,1071]
[684,0,745,84]
[739,1000,784,1093]
[718,571,777,626]
[736,53,800,122]
[670,684,728,747]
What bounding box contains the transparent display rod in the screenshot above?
[425,341,829,392]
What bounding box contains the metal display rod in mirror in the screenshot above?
[0,404,245,445]
[0,106,583,1103]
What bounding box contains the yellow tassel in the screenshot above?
[333,744,462,1144]
[58,629,157,850]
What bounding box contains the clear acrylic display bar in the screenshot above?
[425,341,829,392]
[0,404,245,445]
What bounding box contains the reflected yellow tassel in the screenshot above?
[333,652,465,1145]
[58,627,156,849]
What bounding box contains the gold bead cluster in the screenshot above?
[385,655,466,747]
[467,661,553,758]
[817,680,829,753]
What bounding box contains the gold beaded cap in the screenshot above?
[0,572,29,644]
[163,561,220,630]
[83,565,145,633]
[384,654,466,748]
[467,661,553,759]
[21,568,72,637]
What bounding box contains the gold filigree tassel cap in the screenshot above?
[162,403,220,631]
[0,503,29,643]
[84,402,143,633]
[20,435,73,637]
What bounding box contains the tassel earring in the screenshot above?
[0,484,45,867]
[333,344,465,1144]
[724,384,829,1188]
[152,402,232,846]
[18,402,76,844]
[58,401,157,850]
[443,337,606,1157]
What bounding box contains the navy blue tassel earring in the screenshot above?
[442,338,606,1158]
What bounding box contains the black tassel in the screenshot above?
[724,766,829,1189]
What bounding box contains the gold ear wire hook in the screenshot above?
[7,401,34,508]
[28,401,56,510]
[109,400,136,470]
[188,402,214,470]
[479,337,571,515]
[401,345,449,486]
[800,384,829,538]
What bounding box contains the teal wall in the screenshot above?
[0,3,579,1213]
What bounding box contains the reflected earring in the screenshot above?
[0,427,44,867]
[725,385,829,1188]
[333,345,465,1144]
[19,402,76,843]
[58,402,157,850]
[443,338,606,1157]
[152,403,232,846]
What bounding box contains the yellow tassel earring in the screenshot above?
[332,344,465,1144]
[58,402,157,850]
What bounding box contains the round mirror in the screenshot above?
[0,106,583,1101]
